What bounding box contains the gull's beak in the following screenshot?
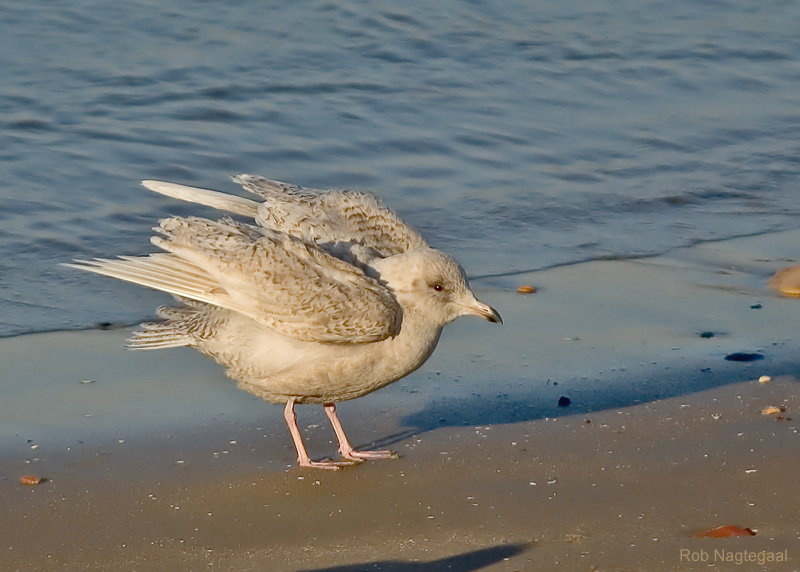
[461,299,503,324]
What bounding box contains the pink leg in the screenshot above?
[324,402,398,461]
[284,399,357,469]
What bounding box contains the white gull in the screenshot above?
[66,175,501,469]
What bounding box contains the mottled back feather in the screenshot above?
[155,216,403,343]
[234,174,429,256]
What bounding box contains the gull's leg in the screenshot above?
[284,398,357,469]
[324,402,399,461]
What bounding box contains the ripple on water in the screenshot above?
[1,0,799,335]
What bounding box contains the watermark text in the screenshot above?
[680,548,788,565]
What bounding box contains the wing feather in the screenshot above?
[64,254,249,316]
[68,216,401,344]
[140,175,428,258]
[142,180,259,218]
[234,174,429,256]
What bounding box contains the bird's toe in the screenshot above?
[298,458,361,470]
[342,449,399,461]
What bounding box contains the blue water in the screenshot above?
[2,0,799,337]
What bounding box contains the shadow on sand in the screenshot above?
[357,357,800,451]
[294,543,530,572]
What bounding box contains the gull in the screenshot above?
[66,175,501,469]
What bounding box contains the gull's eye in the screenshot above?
[432,283,444,292]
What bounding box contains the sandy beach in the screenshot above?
[3,229,800,571]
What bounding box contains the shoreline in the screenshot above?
[5,226,797,342]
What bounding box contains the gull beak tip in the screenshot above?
[467,300,503,325]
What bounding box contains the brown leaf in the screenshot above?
[692,525,755,538]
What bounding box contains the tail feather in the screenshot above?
[142,180,260,218]
[128,324,193,350]
[127,305,197,350]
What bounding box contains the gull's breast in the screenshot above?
[196,308,444,404]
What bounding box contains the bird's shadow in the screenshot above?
[362,357,800,450]
[294,542,529,572]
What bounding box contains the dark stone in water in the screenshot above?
[699,331,715,338]
[724,352,764,362]
[558,396,571,407]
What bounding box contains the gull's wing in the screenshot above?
[141,175,428,258]
[235,174,429,256]
[142,180,260,218]
[67,217,402,344]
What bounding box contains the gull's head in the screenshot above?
[372,248,502,327]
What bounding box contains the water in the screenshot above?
[2,0,800,337]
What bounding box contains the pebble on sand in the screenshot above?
[724,352,764,362]
[517,284,536,294]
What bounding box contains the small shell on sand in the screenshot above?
[517,284,536,294]
[758,375,771,383]
[768,265,800,297]
[762,406,784,416]
[20,475,42,485]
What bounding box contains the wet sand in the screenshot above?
[2,230,800,571]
